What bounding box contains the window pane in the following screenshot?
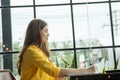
[76,48,114,73]
[111,2,120,45]
[10,0,33,6]
[72,0,108,3]
[36,6,73,49]
[111,0,120,1]
[50,51,74,68]
[0,55,3,69]
[11,8,34,51]
[13,53,20,79]
[36,0,70,5]
[115,48,120,69]
[73,3,112,48]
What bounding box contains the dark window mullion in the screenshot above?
[33,0,36,18]
[70,0,77,68]
[109,0,117,69]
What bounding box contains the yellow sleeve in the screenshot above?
[25,46,61,78]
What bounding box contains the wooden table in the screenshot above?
[70,72,120,80]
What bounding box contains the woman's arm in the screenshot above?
[59,65,96,77]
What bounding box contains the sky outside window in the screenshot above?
[36,5,73,49]
[10,0,33,6]
[11,7,34,48]
[111,2,120,45]
[73,0,108,3]
[74,3,112,47]
[36,0,70,5]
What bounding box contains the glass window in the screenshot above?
[13,53,20,79]
[36,6,73,49]
[0,55,3,69]
[11,8,34,51]
[111,2,120,45]
[76,48,114,73]
[50,51,74,68]
[36,0,70,5]
[73,3,112,48]
[10,0,33,6]
[115,48,120,69]
[72,0,108,3]
[111,0,120,1]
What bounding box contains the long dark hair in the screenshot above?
[17,19,50,75]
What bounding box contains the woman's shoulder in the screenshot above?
[26,45,41,52]
[28,45,39,49]
[26,45,47,57]
[24,45,43,55]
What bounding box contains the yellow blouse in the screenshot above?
[20,45,61,80]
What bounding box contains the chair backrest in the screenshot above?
[0,69,16,80]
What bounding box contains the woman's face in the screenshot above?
[40,25,49,43]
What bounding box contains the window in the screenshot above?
[11,7,34,51]
[10,0,33,6]
[36,6,73,49]
[36,0,70,5]
[0,0,120,79]
[111,2,120,45]
[73,3,112,47]
[72,0,108,3]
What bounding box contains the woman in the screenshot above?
[17,18,96,80]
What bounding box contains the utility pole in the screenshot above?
[102,10,120,36]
